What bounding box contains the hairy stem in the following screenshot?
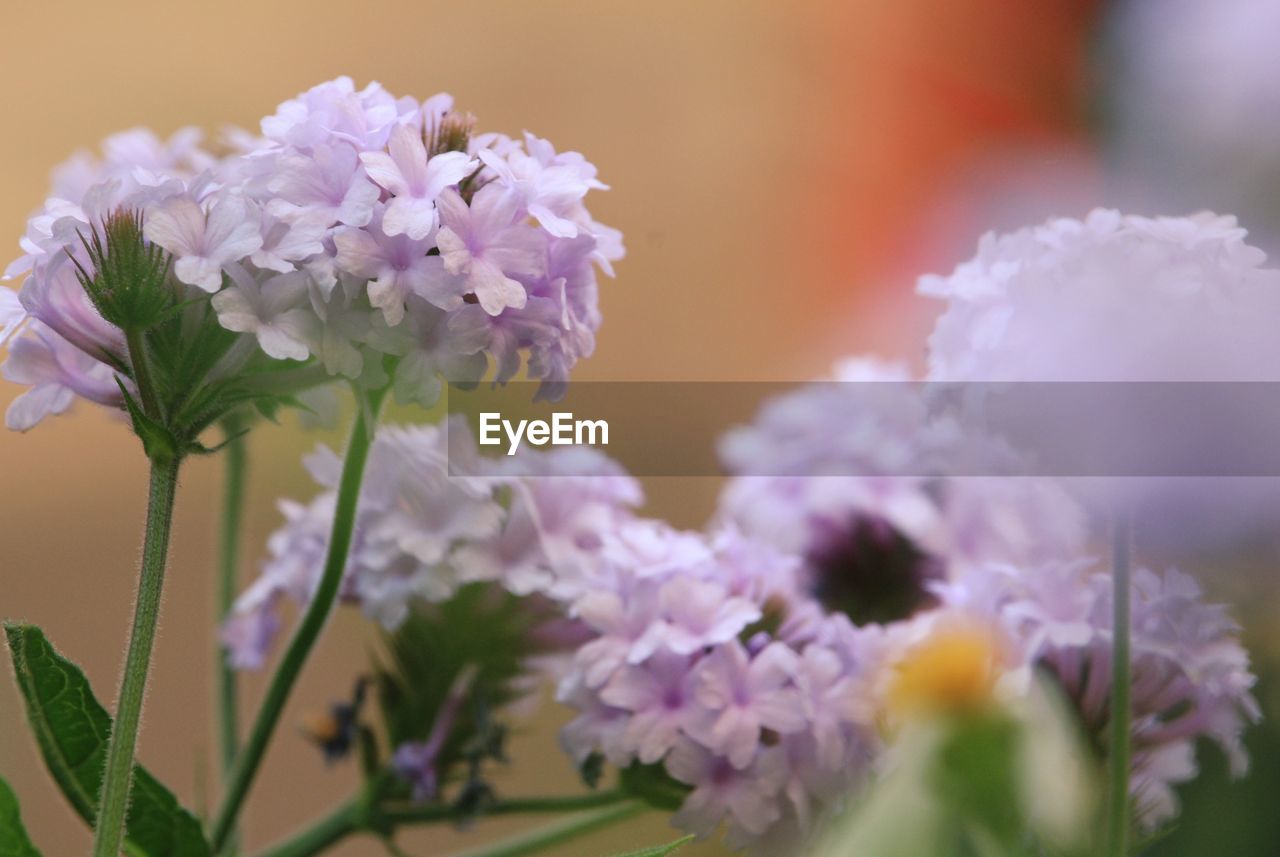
[1105,512,1133,857]
[210,387,387,852]
[124,327,163,420]
[92,455,181,857]
[251,791,635,857]
[216,419,248,851]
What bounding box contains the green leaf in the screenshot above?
[4,624,210,857]
[0,776,43,857]
[115,379,177,462]
[931,713,1023,847]
[607,835,695,857]
[618,761,692,812]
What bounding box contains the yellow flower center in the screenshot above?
[888,625,1002,718]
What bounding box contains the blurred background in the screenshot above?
[3,1,1279,854]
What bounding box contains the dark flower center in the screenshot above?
[808,515,943,626]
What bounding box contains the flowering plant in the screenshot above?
[0,77,1268,857]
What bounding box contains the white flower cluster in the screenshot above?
[921,209,1280,382]
[222,417,641,669]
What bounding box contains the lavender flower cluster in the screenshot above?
[222,417,641,670]
[0,77,620,430]
[229,209,1262,854]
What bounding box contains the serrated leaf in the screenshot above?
[607,835,695,857]
[3,624,210,857]
[0,776,43,857]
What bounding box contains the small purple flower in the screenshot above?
[434,184,545,315]
[477,133,602,238]
[360,123,475,241]
[627,576,762,663]
[334,215,444,324]
[666,737,782,840]
[144,193,263,292]
[210,267,312,361]
[266,143,380,228]
[600,651,702,764]
[2,322,122,430]
[688,640,806,769]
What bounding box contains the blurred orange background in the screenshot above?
[0,2,1101,854]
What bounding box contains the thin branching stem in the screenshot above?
[210,386,388,852]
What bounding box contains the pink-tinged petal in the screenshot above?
[257,325,310,361]
[175,256,224,292]
[469,183,522,236]
[333,227,386,280]
[336,177,379,228]
[488,327,523,384]
[411,257,467,311]
[435,226,471,275]
[752,693,806,735]
[144,196,205,256]
[387,123,430,194]
[368,271,408,325]
[443,309,492,355]
[711,708,760,769]
[381,195,438,241]
[665,737,714,785]
[0,288,25,345]
[359,150,408,197]
[487,226,547,276]
[599,670,657,711]
[750,643,800,688]
[392,351,444,408]
[468,259,528,316]
[204,195,263,263]
[259,272,310,317]
[423,151,477,199]
[210,288,259,332]
[5,383,74,431]
[575,592,625,633]
[433,189,470,234]
[476,148,516,184]
[528,202,580,238]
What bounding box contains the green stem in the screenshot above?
[250,792,633,857]
[124,327,163,420]
[1105,512,1133,857]
[444,802,645,857]
[216,419,248,851]
[92,455,181,857]
[210,387,387,852]
[252,797,363,857]
[381,791,632,826]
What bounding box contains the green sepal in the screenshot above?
[116,379,178,462]
[578,751,605,790]
[0,776,43,857]
[618,761,691,812]
[182,426,249,457]
[3,623,211,857]
[607,835,695,857]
